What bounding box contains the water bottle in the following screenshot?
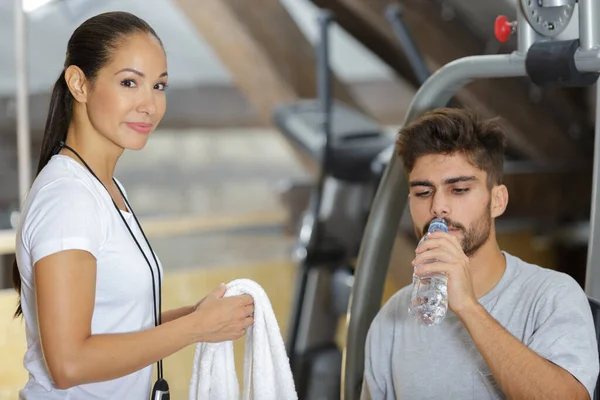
[408,217,449,326]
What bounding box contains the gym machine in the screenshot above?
[273,11,391,399]
[342,1,600,399]
[273,5,433,398]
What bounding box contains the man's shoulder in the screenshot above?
[382,284,413,312]
[505,251,582,293]
[369,285,413,329]
[502,252,589,316]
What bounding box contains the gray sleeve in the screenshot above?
[526,276,599,399]
[359,379,373,400]
[361,293,399,400]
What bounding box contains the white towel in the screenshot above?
[188,278,298,400]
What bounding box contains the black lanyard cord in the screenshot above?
[57,141,164,381]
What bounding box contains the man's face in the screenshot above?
[408,153,500,257]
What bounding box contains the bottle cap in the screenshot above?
[428,218,448,233]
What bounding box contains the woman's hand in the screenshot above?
[187,284,255,343]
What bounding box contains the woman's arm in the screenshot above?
[35,249,254,389]
[162,305,195,323]
[162,294,208,323]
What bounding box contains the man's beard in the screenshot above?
[416,200,492,257]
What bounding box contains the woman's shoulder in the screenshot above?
[17,156,111,268]
[22,156,106,222]
[31,155,102,201]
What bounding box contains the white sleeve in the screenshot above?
[24,178,106,264]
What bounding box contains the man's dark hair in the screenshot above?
[396,108,507,187]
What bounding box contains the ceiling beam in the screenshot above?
[309,0,591,162]
[173,0,363,126]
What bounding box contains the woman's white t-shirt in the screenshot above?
[15,154,163,399]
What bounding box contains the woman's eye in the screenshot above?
[155,82,168,91]
[121,79,137,88]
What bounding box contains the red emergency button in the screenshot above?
[494,15,515,43]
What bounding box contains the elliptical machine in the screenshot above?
[273,6,432,399]
[273,9,391,400]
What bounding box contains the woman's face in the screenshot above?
[84,32,168,151]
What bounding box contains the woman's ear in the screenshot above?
[491,184,509,218]
[64,65,89,103]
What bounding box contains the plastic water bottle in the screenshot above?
[408,217,449,326]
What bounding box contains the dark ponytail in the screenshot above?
[11,73,71,318]
[37,74,72,174]
[12,11,163,318]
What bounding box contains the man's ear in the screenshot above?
[491,184,509,218]
[64,65,89,103]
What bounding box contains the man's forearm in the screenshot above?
[458,303,588,400]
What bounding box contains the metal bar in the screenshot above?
[341,152,407,400]
[541,0,575,6]
[15,0,32,209]
[342,54,528,400]
[307,9,334,249]
[385,4,430,85]
[573,49,600,72]
[286,9,336,370]
[318,10,334,135]
[586,82,600,301]
[516,0,540,55]
[405,54,527,122]
[579,0,600,51]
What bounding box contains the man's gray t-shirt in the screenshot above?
[361,252,599,399]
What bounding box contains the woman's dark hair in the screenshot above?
[12,12,163,317]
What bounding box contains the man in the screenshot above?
[361,108,599,399]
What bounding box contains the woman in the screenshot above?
[12,11,254,399]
